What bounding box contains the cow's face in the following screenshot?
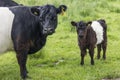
[71,21,91,39]
[31,5,67,35]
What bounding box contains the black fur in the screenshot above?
[6,4,67,79]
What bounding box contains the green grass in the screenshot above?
[0,0,120,80]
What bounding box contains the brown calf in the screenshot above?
[71,19,107,65]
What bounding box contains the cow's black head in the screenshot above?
[30,4,67,35]
[71,21,91,39]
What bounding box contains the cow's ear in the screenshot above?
[31,7,40,16]
[56,5,67,15]
[86,21,92,26]
[71,21,77,27]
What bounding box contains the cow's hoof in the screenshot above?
[21,75,31,80]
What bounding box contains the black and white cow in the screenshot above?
[0,5,67,79]
[0,0,20,7]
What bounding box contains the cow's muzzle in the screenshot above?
[43,28,55,35]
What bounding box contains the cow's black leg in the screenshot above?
[14,41,29,79]
[16,51,28,79]
[89,48,94,65]
[97,44,101,59]
[80,50,86,65]
[12,32,30,79]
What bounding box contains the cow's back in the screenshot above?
[0,7,15,53]
[0,0,18,7]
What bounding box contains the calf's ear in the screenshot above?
[30,7,40,16]
[86,21,92,26]
[99,19,106,23]
[56,5,67,15]
[71,21,77,27]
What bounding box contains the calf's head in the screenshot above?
[30,4,67,35]
[71,21,91,39]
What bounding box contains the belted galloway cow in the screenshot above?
[71,19,107,65]
[0,4,67,79]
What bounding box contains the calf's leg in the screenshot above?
[97,44,101,59]
[80,50,86,65]
[102,42,107,60]
[89,48,94,65]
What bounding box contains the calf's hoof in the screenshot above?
[80,62,84,65]
[91,62,94,65]
[91,63,94,65]
[97,56,100,60]
[103,57,106,60]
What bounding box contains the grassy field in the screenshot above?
[0,0,120,80]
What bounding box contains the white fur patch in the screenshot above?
[0,7,15,54]
[91,21,103,45]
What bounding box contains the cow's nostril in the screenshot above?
[43,28,54,35]
[49,28,53,31]
[44,28,48,32]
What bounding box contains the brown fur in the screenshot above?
[71,19,107,65]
